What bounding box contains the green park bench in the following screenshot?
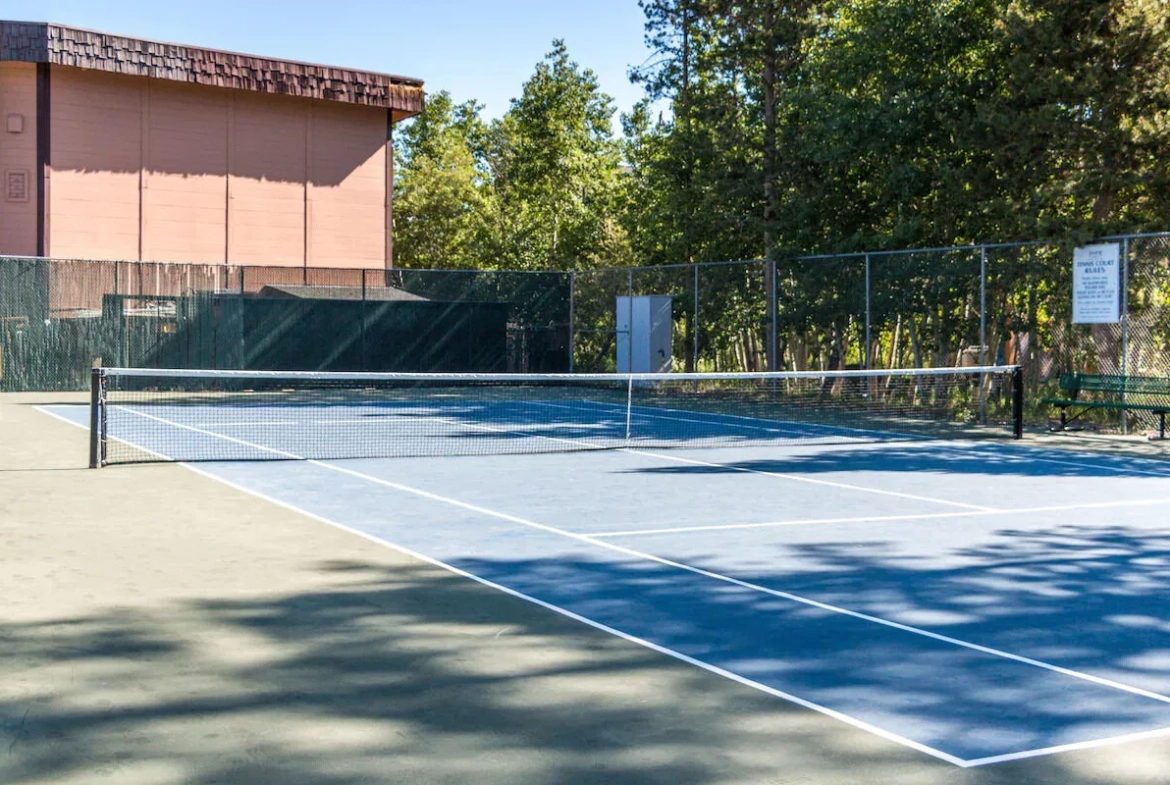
[1042,372,1170,440]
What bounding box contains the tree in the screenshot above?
[393,92,492,269]
[482,41,633,270]
[990,0,1170,236]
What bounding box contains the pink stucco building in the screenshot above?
[0,21,424,269]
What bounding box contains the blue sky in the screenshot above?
[6,0,657,124]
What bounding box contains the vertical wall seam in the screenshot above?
[139,78,150,261]
[304,100,312,272]
[225,92,233,265]
[385,109,394,269]
[35,63,51,257]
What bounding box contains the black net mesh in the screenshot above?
[90,366,1023,466]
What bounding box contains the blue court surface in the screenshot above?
[42,402,1170,768]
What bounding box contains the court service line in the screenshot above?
[113,401,985,512]
[452,403,993,512]
[51,404,1170,766]
[953,442,1170,479]
[543,397,904,441]
[562,395,1170,481]
[590,496,1170,538]
[533,399,822,438]
[620,447,996,511]
[509,401,993,511]
[37,408,967,767]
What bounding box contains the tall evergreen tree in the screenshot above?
[483,41,632,270]
[393,92,492,268]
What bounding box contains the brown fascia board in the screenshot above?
[0,20,424,118]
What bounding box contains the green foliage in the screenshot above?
[394,44,633,271]
[482,41,633,270]
[393,92,492,269]
[619,0,1170,373]
[396,2,1170,271]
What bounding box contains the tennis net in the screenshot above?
[88,365,1023,467]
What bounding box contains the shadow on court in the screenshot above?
[749,524,1170,693]
[5,396,1170,783]
[626,444,1170,479]
[0,560,922,785]
[3,537,1170,784]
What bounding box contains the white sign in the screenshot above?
[1073,243,1121,324]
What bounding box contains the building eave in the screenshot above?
[0,20,424,119]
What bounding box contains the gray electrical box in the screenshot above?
[616,296,672,373]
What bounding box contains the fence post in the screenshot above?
[864,253,871,370]
[1012,365,1024,440]
[767,259,778,372]
[113,261,124,367]
[979,246,988,424]
[1121,236,1130,434]
[238,266,246,370]
[693,263,700,371]
[568,270,576,373]
[360,269,367,370]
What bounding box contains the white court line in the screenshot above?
[963,723,1170,767]
[472,407,994,513]
[620,447,995,511]
[95,406,1170,705]
[42,403,1170,767]
[544,396,910,441]
[953,442,1170,479]
[563,399,1170,482]
[35,405,179,464]
[192,467,1170,770]
[35,406,965,767]
[515,401,993,512]
[592,511,991,537]
[534,399,827,439]
[111,406,304,459]
[178,464,969,767]
[590,496,1170,538]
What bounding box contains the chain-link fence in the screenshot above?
[565,233,1169,431]
[0,259,572,390]
[4,232,1169,434]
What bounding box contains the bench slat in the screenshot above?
[1059,372,1170,397]
[1043,398,1170,412]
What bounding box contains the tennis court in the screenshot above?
[32,365,1170,770]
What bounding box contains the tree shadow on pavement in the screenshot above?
[1,549,1168,784]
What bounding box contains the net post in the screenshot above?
[693,263,700,372]
[767,259,778,372]
[863,253,871,370]
[625,375,634,443]
[1011,365,1024,440]
[88,366,104,468]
